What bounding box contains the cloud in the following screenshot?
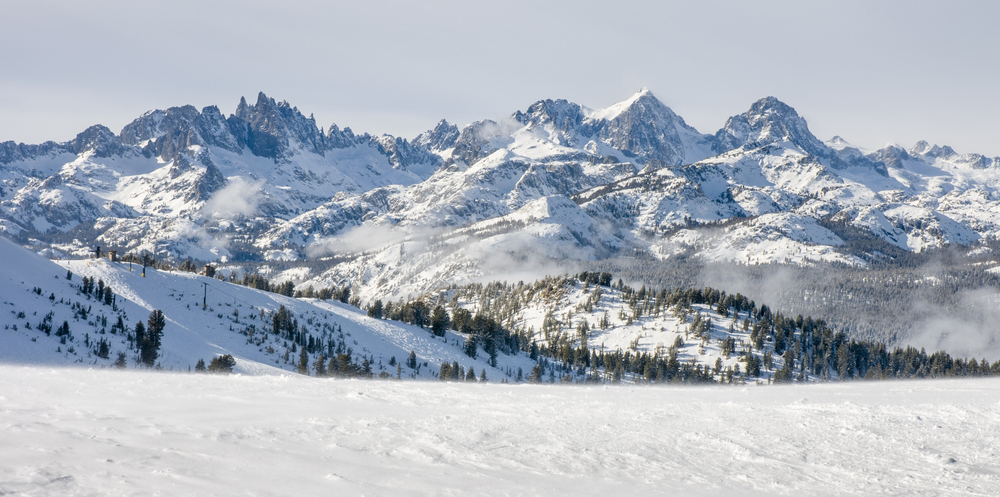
[905,287,1000,361]
[693,258,1000,361]
[201,177,263,219]
[465,232,580,286]
[306,224,412,257]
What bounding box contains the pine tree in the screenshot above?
[407,350,417,369]
[367,300,384,319]
[314,354,327,377]
[140,310,165,367]
[464,335,477,358]
[208,354,236,374]
[195,358,207,372]
[480,369,487,383]
[298,346,310,375]
[439,362,450,381]
[95,338,109,359]
[430,305,450,336]
[335,354,354,377]
[526,363,543,383]
[133,320,146,360]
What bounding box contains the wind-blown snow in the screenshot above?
[1,366,998,496]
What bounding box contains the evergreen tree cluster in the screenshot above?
[585,246,1000,344]
[438,361,485,382]
[79,276,116,308]
[208,354,236,373]
[413,272,1000,386]
[218,270,295,297]
[294,284,352,303]
[257,304,409,379]
[134,310,165,367]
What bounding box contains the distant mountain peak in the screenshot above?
[585,88,661,122]
[826,135,853,150]
[714,96,824,156]
[741,97,810,134]
[413,119,459,152]
[69,124,124,158]
[909,140,957,159]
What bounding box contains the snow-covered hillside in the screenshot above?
[0,237,533,380]
[2,366,999,496]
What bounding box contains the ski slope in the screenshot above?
[0,237,534,380]
[1,366,997,496]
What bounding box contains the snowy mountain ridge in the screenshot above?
[4,89,1000,307]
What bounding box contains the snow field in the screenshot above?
[1,366,998,496]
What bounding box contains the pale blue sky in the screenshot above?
[2,0,998,155]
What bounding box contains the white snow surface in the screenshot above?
[1,366,999,496]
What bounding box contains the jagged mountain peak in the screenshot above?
[866,143,911,169]
[589,89,711,166]
[118,103,241,160]
[713,97,889,174]
[448,119,515,166]
[826,135,852,150]
[910,140,933,155]
[69,124,125,158]
[236,95,250,116]
[229,91,326,160]
[713,96,826,156]
[746,95,796,117]
[413,119,459,152]
[909,140,957,159]
[446,90,711,167]
[517,89,673,130]
[585,87,666,122]
[235,91,273,119]
[254,91,272,107]
[523,99,585,130]
[119,105,200,146]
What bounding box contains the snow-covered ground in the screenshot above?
[1,366,998,495]
[0,237,533,380]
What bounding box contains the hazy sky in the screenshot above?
[2,0,998,155]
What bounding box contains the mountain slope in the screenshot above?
[0,237,533,379]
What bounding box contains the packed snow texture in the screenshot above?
[1,366,998,496]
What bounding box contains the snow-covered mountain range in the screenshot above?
[3,89,1000,302]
